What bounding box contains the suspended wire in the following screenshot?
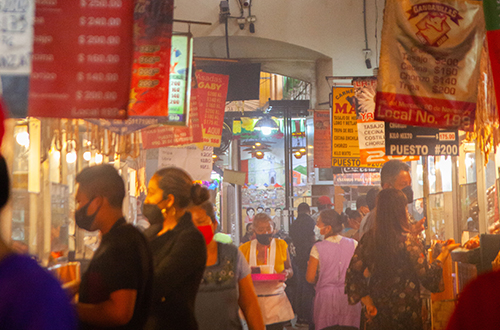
[225,18,230,58]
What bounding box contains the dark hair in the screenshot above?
[0,156,10,208]
[380,160,410,187]
[356,195,367,210]
[253,213,272,226]
[319,209,343,236]
[317,204,329,212]
[76,164,125,208]
[371,188,410,280]
[265,208,271,213]
[348,210,362,220]
[246,223,253,231]
[198,200,216,223]
[246,207,255,215]
[297,202,310,214]
[154,167,209,208]
[366,187,380,211]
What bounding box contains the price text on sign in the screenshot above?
[28,0,134,119]
[375,0,485,131]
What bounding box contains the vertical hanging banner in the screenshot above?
[129,0,174,118]
[375,0,485,131]
[196,71,229,147]
[484,0,500,117]
[28,0,134,119]
[332,87,382,169]
[314,110,331,168]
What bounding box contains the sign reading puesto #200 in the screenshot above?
[28,0,134,119]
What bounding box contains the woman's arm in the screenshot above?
[305,255,319,284]
[283,248,293,279]
[238,275,265,330]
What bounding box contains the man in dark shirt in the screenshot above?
[289,202,316,328]
[72,165,153,330]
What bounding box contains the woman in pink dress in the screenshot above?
[306,209,361,330]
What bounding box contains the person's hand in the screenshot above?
[361,296,377,321]
[410,218,426,235]
[62,279,81,297]
[436,243,461,263]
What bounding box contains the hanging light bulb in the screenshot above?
[66,151,77,164]
[51,150,61,162]
[294,151,302,159]
[83,151,91,161]
[299,147,307,154]
[16,131,30,148]
[95,153,103,164]
[255,151,264,159]
[255,142,261,147]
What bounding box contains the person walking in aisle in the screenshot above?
[306,209,361,330]
[190,201,265,330]
[73,165,154,330]
[142,167,208,330]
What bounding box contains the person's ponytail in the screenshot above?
[190,183,210,206]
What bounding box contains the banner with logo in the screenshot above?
[28,0,134,119]
[484,0,500,116]
[196,71,229,147]
[129,0,174,118]
[332,87,382,169]
[314,110,331,168]
[375,0,485,131]
[333,173,381,186]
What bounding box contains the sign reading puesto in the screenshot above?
[375,0,485,131]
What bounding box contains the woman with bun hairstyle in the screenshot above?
[306,209,361,330]
[142,167,209,330]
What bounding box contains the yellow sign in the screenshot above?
[331,87,382,168]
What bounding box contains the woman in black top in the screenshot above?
[142,167,208,330]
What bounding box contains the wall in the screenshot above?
[174,0,384,107]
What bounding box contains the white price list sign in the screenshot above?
[158,145,213,181]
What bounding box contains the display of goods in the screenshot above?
[464,235,480,250]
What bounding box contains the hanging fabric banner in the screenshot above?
[483,0,500,117]
[128,0,174,118]
[313,110,331,168]
[375,0,485,131]
[196,71,229,147]
[28,0,134,119]
[332,87,382,169]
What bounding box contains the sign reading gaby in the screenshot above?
[314,110,331,168]
[375,0,485,131]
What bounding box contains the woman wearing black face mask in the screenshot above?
[239,213,294,330]
[142,167,209,330]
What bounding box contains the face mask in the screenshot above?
[314,226,325,241]
[75,199,100,231]
[142,203,164,225]
[197,225,214,245]
[256,233,273,245]
[401,185,414,204]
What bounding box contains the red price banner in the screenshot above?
[28,0,134,119]
[196,72,229,147]
[313,110,331,168]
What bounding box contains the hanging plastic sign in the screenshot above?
[483,0,500,116]
[128,0,174,118]
[375,0,485,131]
[331,87,382,169]
[0,0,34,75]
[158,145,213,181]
[141,87,202,149]
[385,122,459,156]
[313,110,331,168]
[196,71,229,147]
[28,0,134,119]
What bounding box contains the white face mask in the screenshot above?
[314,225,325,241]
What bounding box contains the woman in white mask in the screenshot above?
[239,213,294,330]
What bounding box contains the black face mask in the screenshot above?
[75,199,100,231]
[142,203,164,225]
[401,185,414,204]
[256,233,273,245]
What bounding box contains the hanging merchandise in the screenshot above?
[28,0,135,119]
[128,0,175,118]
[375,0,485,131]
[331,87,382,169]
[196,71,229,147]
[313,110,331,168]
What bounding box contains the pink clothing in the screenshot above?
[313,237,361,329]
